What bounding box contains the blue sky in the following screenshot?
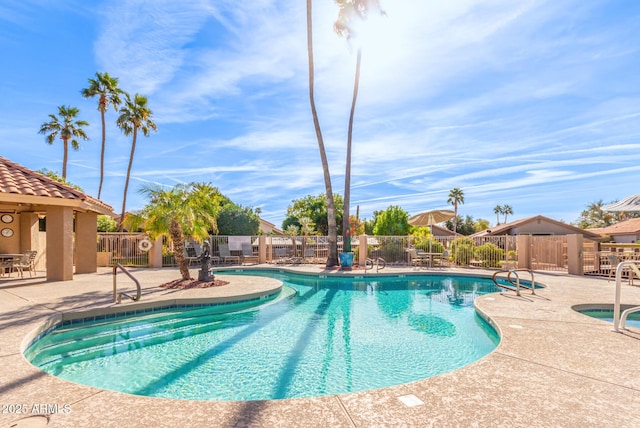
[1,0,639,228]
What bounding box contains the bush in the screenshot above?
[450,237,475,266]
[474,243,505,268]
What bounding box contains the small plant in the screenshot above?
[450,237,475,266]
[474,243,505,268]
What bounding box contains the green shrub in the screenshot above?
[450,237,475,266]
[474,243,505,268]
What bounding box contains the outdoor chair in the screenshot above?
[184,245,200,266]
[0,258,14,277]
[241,243,259,265]
[407,248,428,268]
[218,243,240,264]
[12,253,35,278]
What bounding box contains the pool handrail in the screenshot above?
[364,257,386,273]
[613,260,640,332]
[491,269,535,297]
[112,263,142,303]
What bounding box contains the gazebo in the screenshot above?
[0,156,113,281]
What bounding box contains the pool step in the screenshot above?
[30,310,256,368]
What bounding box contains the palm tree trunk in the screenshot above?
[307,0,338,267]
[119,126,137,230]
[170,220,191,279]
[62,137,69,179]
[453,204,458,234]
[98,109,106,199]
[343,48,362,253]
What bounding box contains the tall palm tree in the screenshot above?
[502,204,513,224]
[493,205,503,226]
[81,72,123,199]
[38,105,89,179]
[116,93,157,230]
[307,0,339,266]
[334,0,384,253]
[125,183,220,280]
[447,188,465,234]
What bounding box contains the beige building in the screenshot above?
[589,218,640,243]
[0,156,113,281]
[471,215,602,240]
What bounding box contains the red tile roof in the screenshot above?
[0,156,113,213]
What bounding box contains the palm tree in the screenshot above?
[447,188,465,234]
[116,93,158,230]
[334,0,385,253]
[125,183,220,280]
[81,72,123,199]
[38,105,89,179]
[493,205,503,226]
[307,0,339,267]
[502,204,513,224]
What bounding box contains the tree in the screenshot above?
[502,204,513,224]
[474,218,490,232]
[97,215,117,232]
[575,200,633,229]
[333,0,385,253]
[307,0,339,267]
[125,183,221,280]
[447,188,465,234]
[493,205,502,225]
[38,105,89,179]
[81,72,123,199]
[284,193,344,236]
[37,168,83,191]
[372,205,410,235]
[116,93,157,230]
[445,215,476,236]
[216,204,260,235]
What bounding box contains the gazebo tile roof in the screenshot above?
[0,156,113,213]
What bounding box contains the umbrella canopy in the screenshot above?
[602,194,640,212]
[408,209,456,227]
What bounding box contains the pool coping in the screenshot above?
[1,265,640,427]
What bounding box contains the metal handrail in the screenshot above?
[112,263,141,303]
[364,257,386,273]
[613,261,640,332]
[491,269,535,297]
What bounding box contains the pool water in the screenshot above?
[579,309,640,329]
[26,271,500,401]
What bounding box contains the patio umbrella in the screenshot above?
[408,209,456,227]
[602,193,640,212]
[408,209,456,263]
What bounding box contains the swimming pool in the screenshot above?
[578,308,640,329]
[25,271,501,401]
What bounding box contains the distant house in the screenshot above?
[430,224,457,237]
[259,218,284,235]
[588,218,640,243]
[0,156,113,280]
[470,215,602,240]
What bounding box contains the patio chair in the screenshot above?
[218,243,240,265]
[274,248,289,264]
[241,243,259,265]
[407,248,428,268]
[0,258,14,277]
[12,253,35,278]
[184,245,200,266]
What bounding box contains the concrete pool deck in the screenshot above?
[1,266,639,427]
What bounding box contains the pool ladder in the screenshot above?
[112,263,142,303]
[491,269,536,297]
[364,257,386,273]
[613,260,640,332]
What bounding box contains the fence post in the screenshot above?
[258,235,267,264]
[567,234,584,275]
[517,235,531,269]
[148,236,163,268]
[359,235,368,266]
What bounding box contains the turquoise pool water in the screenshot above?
[579,309,640,328]
[26,271,500,401]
